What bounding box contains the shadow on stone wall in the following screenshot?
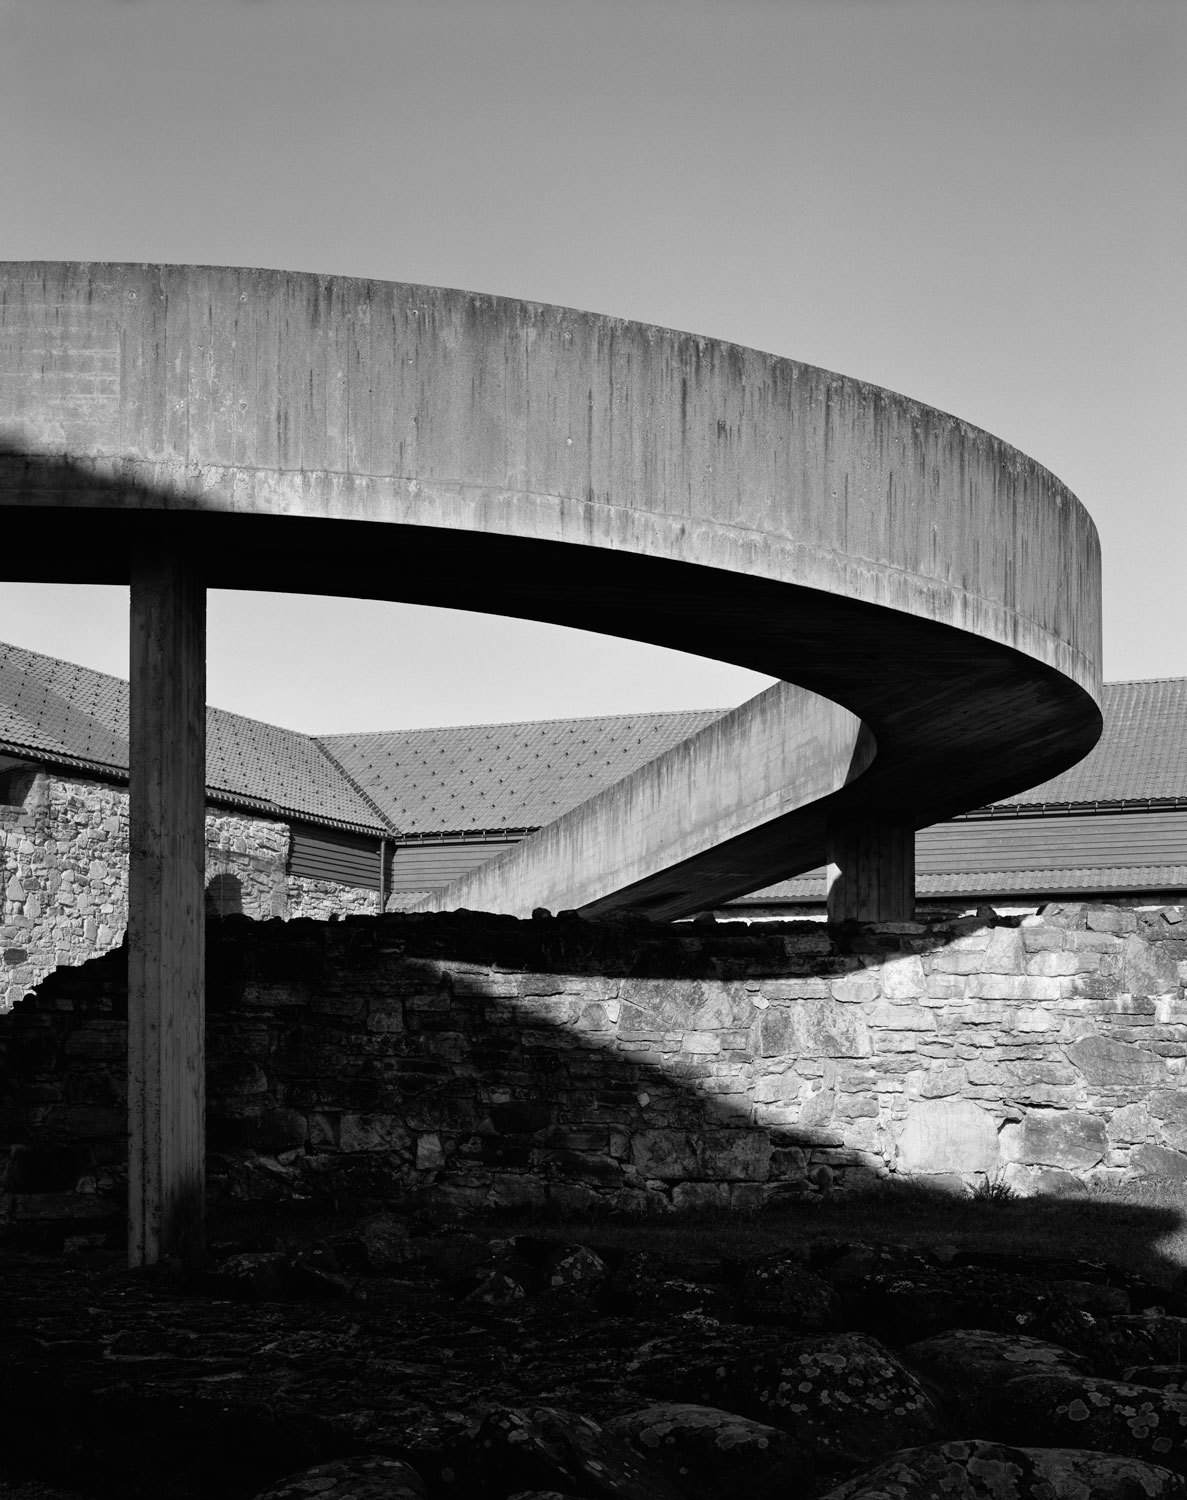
[1,906,1186,1287]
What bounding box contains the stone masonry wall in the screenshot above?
[1,904,1185,1237]
[0,770,377,1012]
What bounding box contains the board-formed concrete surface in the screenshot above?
[0,262,1101,916]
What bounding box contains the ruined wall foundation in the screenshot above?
[0,770,378,1011]
[1,903,1185,1237]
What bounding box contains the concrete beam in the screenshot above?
[128,546,206,1266]
[825,817,915,924]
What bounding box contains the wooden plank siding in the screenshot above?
[917,808,1187,876]
[291,810,1187,904]
[287,824,517,894]
[388,841,518,892]
[289,826,382,889]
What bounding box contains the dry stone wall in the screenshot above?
[0,770,376,1011]
[2,904,1185,1236]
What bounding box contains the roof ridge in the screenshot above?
[312,738,398,835]
[1104,676,1187,688]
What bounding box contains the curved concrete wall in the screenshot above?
[0,263,1097,692]
[0,263,1103,916]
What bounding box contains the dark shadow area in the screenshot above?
[206,873,245,919]
[1,909,1187,1497]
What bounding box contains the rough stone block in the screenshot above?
[698,1129,770,1181]
[1130,1143,1187,1180]
[755,999,871,1058]
[879,956,927,999]
[983,927,1025,975]
[894,1098,999,1175]
[1066,1034,1166,1086]
[1087,907,1138,933]
[918,1065,968,1099]
[1025,951,1085,978]
[929,950,985,975]
[998,1108,1106,1170]
[1108,1101,1151,1144]
[1147,1089,1187,1150]
[1123,934,1181,996]
[869,1002,934,1031]
[630,1129,697,1181]
[337,1113,415,1156]
[830,974,878,1005]
[1000,1163,1087,1197]
[967,975,1061,1001]
[680,1032,720,1055]
[672,1181,731,1211]
[756,1074,804,1110]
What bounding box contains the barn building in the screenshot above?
[1,638,1183,1009]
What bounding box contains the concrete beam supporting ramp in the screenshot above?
[0,263,1102,1250]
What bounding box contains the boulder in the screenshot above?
[994,1373,1187,1472]
[1089,1319,1187,1375]
[604,1252,728,1318]
[900,1329,1096,1428]
[843,1266,1089,1349]
[626,1327,788,1410]
[545,1245,610,1298]
[730,1332,949,1466]
[815,1439,1187,1499]
[606,1402,812,1500]
[473,1407,682,1500]
[356,1212,415,1271]
[248,1456,426,1500]
[460,1270,526,1307]
[737,1252,841,1329]
[1127,1367,1187,1394]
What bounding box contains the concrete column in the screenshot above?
[128,546,206,1266]
[825,816,915,924]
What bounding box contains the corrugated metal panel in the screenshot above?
[289,825,381,888]
[388,840,518,892]
[917,809,1187,875]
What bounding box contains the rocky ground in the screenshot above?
[6,1213,1187,1499]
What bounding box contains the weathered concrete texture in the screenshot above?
[2,903,1185,1229]
[0,262,1102,920]
[0,770,371,1011]
[127,546,206,1262]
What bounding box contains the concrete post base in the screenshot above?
[127,545,206,1266]
[825,817,915,924]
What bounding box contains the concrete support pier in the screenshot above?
[825,817,915,924]
[127,546,206,1266]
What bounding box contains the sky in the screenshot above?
[0,0,1182,734]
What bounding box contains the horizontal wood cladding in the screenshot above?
[289,826,381,888]
[389,841,518,893]
[917,809,1187,876]
[288,826,518,893]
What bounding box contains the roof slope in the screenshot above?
[319,709,726,836]
[994,679,1187,808]
[0,641,385,833]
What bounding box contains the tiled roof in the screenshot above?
[0,641,386,834]
[993,679,1187,808]
[319,709,726,836]
[730,865,1187,904]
